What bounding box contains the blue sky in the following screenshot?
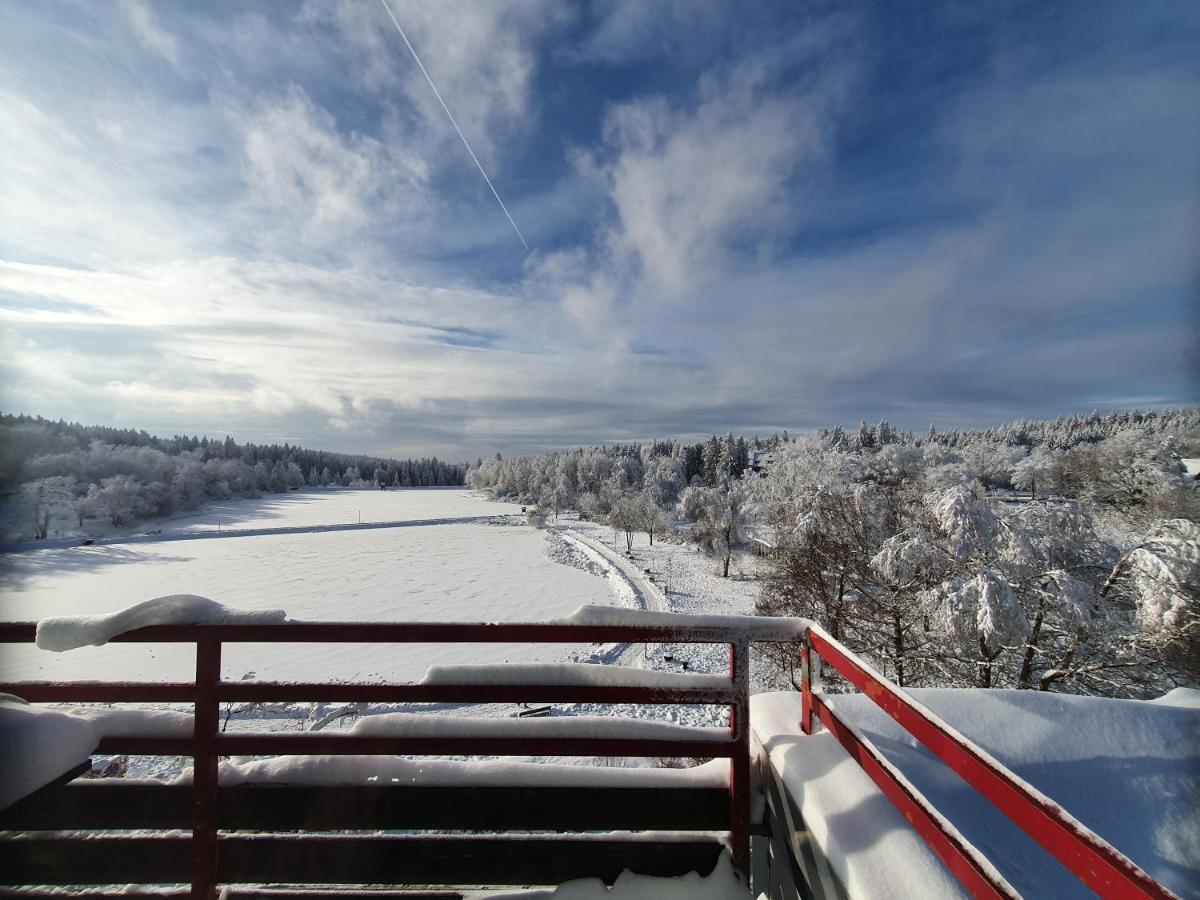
[1,1,1196,459]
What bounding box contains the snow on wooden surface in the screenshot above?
[35,594,287,651]
[752,687,1200,899]
[420,662,730,690]
[752,692,967,899]
[351,711,730,742]
[485,849,748,899]
[0,696,98,809]
[560,604,812,638]
[57,705,194,738]
[210,755,729,788]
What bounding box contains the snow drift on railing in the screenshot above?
[559,604,813,638]
[351,712,729,742]
[205,755,730,789]
[35,594,288,651]
[489,848,747,899]
[0,696,98,809]
[61,706,194,738]
[419,662,730,690]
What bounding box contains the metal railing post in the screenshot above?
[192,639,221,900]
[799,634,821,735]
[728,640,751,876]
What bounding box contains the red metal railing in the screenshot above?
[0,619,768,899]
[799,626,1177,900]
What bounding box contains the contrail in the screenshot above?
[378,0,530,253]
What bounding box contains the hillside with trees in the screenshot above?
[1,414,466,540]
[468,409,1199,698]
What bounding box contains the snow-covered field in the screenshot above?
[0,490,626,683]
[158,486,519,532]
[1,490,772,781]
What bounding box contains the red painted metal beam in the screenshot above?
[0,620,775,644]
[727,641,751,876]
[807,628,1176,900]
[0,681,733,706]
[212,733,736,759]
[192,641,221,900]
[214,682,735,705]
[93,734,737,758]
[0,682,197,703]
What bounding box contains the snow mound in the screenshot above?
[61,706,194,738]
[35,594,288,651]
[527,849,747,899]
[209,755,729,788]
[561,605,812,637]
[1149,687,1200,709]
[544,532,609,579]
[420,662,730,690]
[0,697,98,809]
[352,712,729,742]
[753,688,1200,899]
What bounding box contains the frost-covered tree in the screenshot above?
[680,481,755,578]
[1011,447,1058,500]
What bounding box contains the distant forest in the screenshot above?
[1,414,466,539]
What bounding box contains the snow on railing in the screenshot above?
[4,597,1174,899]
[1,599,807,898]
[799,626,1177,900]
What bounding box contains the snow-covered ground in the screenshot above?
[556,518,777,687]
[158,486,520,532]
[1,496,776,782]
[0,490,621,684]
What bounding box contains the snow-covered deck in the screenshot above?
[752,688,1199,899]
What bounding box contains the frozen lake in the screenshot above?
[158,486,520,532]
[0,489,620,683]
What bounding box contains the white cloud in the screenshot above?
[306,0,565,171]
[117,0,182,66]
[231,85,424,235]
[573,0,722,65]
[594,65,836,300]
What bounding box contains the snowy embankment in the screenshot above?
[557,519,779,686]
[753,687,1200,899]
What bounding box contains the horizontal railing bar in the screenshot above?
[0,682,197,703]
[0,891,463,900]
[807,627,1175,900]
[215,682,736,704]
[0,834,727,887]
[0,782,730,831]
[0,681,734,705]
[217,733,736,757]
[0,620,795,644]
[92,734,736,758]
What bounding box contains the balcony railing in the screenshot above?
[797,629,1175,899]
[0,615,1176,899]
[0,616,800,899]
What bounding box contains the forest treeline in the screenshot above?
[1,414,465,537]
[468,408,1199,699]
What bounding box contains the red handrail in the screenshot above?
[800,626,1176,900]
[1,619,764,899]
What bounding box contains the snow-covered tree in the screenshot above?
[679,482,754,577]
